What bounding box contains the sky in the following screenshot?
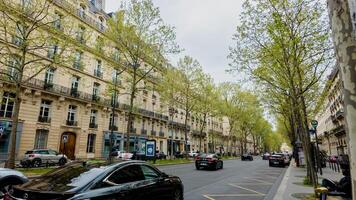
[105,0,243,83]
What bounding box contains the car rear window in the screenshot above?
[25,151,33,154]
[18,162,109,192]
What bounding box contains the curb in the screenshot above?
[272,164,292,200]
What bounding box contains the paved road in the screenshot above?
[158,158,286,200]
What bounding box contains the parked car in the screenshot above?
[7,160,184,200]
[195,153,223,170]
[174,151,186,158]
[156,151,167,160]
[111,150,133,160]
[275,153,290,166]
[269,154,286,167]
[262,152,271,160]
[20,149,67,168]
[241,153,253,161]
[188,151,198,157]
[0,168,28,199]
[132,151,147,160]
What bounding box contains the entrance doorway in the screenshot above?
[59,132,76,159]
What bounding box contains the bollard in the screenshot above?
[315,187,328,200]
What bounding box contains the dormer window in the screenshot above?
[79,4,86,19]
[98,17,104,31]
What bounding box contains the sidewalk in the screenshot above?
[273,159,343,200]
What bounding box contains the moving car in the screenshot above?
[7,160,184,200]
[275,153,290,166]
[0,168,28,199]
[262,152,270,160]
[195,153,223,170]
[111,150,133,160]
[269,154,286,167]
[20,149,67,168]
[241,153,253,161]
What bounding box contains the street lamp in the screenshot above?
[169,107,177,159]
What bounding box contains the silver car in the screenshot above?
[21,149,67,167]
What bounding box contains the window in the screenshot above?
[67,105,77,122]
[93,82,100,97]
[21,0,31,8]
[44,68,55,85]
[142,119,145,130]
[34,129,48,149]
[109,113,118,127]
[53,12,62,29]
[107,165,144,185]
[79,5,86,19]
[7,56,21,81]
[13,22,25,46]
[90,110,97,125]
[112,69,118,82]
[113,48,120,61]
[99,17,104,31]
[76,26,85,43]
[47,43,59,59]
[71,76,80,90]
[140,165,159,180]
[96,37,104,51]
[86,134,96,153]
[94,60,102,77]
[73,51,82,69]
[39,100,51,122]
[0,92,15,118]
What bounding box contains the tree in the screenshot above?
[0,0,73,168]
[229,0,332,186]
[158,56,201,154]
[107,0,179,152]
[327,0,356,196]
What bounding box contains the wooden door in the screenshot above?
[59,132,76,160]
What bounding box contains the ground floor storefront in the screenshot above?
[0,120,23,161]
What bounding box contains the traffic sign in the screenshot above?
[311,120,318,129]
[62,135,68,143]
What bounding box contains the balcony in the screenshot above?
[89,123,98,129]
[43,82,54,90]
[109,125,118,131]
[92,95,100,102]
[72,61,83,70]
[151,130,157,136]
[70,88,79,97]
[38,116,51,123]
[335,110,344,120]
[66,120,78,126]
[141,129,147,135]
[159,131,165,137]
[94,70,103,78]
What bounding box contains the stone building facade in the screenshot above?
[0,0,226,161]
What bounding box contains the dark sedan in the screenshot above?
[0,168,28,199]
[241,154,253,161]
[269,154,285,167]
[6,160,183,200]
[195,154,223,170]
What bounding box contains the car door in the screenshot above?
[81,164,145,200]
[47,150,58,163]
[37,150,49,163]
[140,165,174,200]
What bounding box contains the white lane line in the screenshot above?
[203,194,216,200]
[230,183,272,186]
[209,194,265,197]
[229,183,266,195]
[244,177,273,184]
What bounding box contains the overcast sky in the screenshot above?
[105,0,243,83]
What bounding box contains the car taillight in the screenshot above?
[195,157,200,160]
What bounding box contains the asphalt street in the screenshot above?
[158,157,286,200]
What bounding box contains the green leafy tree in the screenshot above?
[107,0,179,152]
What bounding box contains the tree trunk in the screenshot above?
[328,0,356,197]
[184,109,189,157]
[126,67,137,152]
[5,85,22,169]
[199,113,207,153]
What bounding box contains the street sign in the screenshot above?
[311,120,318,129]
[62,135,68,143]
[145,140,156,157]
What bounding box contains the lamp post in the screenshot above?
[169,107,176,159]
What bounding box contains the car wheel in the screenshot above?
[215,163,219,170]
[269,162,272,167]
[173,189,182,200]
[196,165,200,170]
[32,159,42,168]
[58,158,67,166]
[220,162,223,169]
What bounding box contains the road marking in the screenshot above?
[244,177,273,184]
[203,194,216,200]
[229,183,266,195]
[230,183,272,185]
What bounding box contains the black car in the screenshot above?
[7,160,184,200]
[195,154,223,170]
[0,168,28,199]
[269,154,285,167]
[241,154,253,161]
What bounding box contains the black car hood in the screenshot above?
[0,168,28,187]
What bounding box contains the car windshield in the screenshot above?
[18,161,110,192]
[198,153,207,158]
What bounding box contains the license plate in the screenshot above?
[274,162,279,164]
[201,163,207,166]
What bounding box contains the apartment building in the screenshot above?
[0,0,226,161]
[316,67,347,156]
